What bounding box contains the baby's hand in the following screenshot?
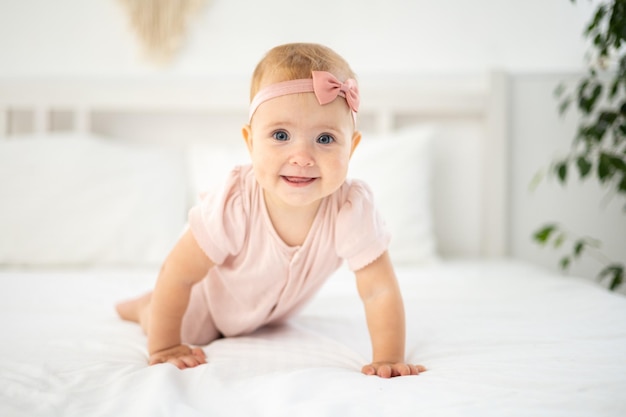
[361,362,426,378]
[149,344,206,369]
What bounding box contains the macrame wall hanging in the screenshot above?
[118,0,209,64]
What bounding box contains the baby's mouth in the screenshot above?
[282,176,317,185]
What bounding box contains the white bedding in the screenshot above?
[1,260,625,417]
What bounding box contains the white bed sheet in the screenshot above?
[1,260,625,417]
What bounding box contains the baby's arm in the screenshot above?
[355,251,426,378]
[148,228,214,369]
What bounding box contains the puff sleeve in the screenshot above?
[188,166,249,265]
[335,180,391,271]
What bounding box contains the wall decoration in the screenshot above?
[118,0,208,64]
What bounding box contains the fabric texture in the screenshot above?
[185,165,390,342]
[2,261,626,417]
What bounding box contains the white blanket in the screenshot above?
[1,260,625,417]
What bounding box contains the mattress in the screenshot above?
[1,259,625,417]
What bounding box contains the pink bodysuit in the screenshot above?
[183,164,390,344]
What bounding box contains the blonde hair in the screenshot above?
[249,43,356,101]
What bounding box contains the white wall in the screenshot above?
[3,0,622,283]
[0,0,595,76]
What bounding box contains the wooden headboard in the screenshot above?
[0,72,509,258]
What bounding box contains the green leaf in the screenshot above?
[573,240,585,257]
[609,154,626,171]
[590,84,603,109]
[585,5,606,36]
[597,264,624,291]
[533,224,558,244]
[576,156,592,178]
[577,79,590,112]
[554,233,566,248]
[610,273,624,291]
[559,98,572,116]
[619,174,626,194]
[598,153,614,182]
[529,169,545,192]
[554,82,566,98]
[592,123,608,141]
[579,100,591,116]
[609,78,620,99]
[578,123,605,143]
[593,32,605,47]
[560,256,571,271]
[608,2,626,47]
[598,111,618,125]
[597,153,626,185]
[556,162,568,183]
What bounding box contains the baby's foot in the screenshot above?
[115,292,151,323]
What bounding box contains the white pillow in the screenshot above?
[349,126,438,265]
[187,143,250,204]
[0,133,188,267]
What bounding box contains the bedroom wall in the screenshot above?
[2,0,623,282]
[0,0,594,76]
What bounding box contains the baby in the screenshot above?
[117,42,426,378]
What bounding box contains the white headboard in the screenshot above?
[0,72,509,259]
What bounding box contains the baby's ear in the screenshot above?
[350,131,361,158]
[242,125,253,153]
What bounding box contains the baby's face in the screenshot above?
[243,92,360,211]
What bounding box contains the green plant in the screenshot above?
[533,0,626,291]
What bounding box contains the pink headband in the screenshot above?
[248,71,360,124]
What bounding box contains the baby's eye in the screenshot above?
[272,130,289,141]
[317,134,335,145]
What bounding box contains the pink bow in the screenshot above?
[248,71,360,123]
[311,71,360,113]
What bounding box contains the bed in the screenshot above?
[1,73,625,417]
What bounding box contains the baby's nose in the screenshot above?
[289,142,315,167]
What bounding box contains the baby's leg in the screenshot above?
[116,282,219,345]
[116,292,152,334]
